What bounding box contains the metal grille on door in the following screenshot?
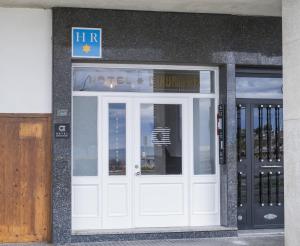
[237,103,284,229]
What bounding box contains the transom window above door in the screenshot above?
[73,67,214,93]
[236,75,283,99]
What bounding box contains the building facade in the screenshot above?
[1,2,295,245]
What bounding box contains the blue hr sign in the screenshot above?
[72,27,102,58]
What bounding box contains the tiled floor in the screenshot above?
[0,233,284,246]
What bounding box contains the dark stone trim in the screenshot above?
[71,229,237,243]
[219,64,238,227]
[52,8,72,244]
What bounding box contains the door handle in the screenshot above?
[135,171,141,176]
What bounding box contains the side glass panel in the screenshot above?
[193,98,215,175]
[109,103,126,175]
[73,67,214,94]
[140,104,182,175]
[73,96,98,176]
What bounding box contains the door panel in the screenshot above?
[134,98,189,227]
[102,98,132,229]
[237,101,284,229]
[252,103,284,228]
[0,115,51,243]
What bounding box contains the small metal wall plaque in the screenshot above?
[57,109,68,117]
[55,123,70,138]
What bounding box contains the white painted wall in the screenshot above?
[283,0,300,245]
[0,7,52,113]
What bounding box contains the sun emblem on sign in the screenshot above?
[82,44,91,53]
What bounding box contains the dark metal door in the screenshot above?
[237,99,284,229]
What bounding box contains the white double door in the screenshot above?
[101,96,189,229]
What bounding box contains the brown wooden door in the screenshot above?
[0,115,51,243]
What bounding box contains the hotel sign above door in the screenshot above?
[72,67,209,93]
[72,27,102,58]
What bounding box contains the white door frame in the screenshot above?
[71,63,220,231]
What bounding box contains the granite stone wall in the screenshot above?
[52,7,282,244]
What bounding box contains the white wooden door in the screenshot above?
[133,97,189,227]
[101,96,189,228]
[102,96,133,229]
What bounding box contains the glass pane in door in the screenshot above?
[73,96,98,176]
[140,104,182,175]
[193,98,215,174]
[109,103,126,175]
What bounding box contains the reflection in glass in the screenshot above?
[270,107,277,160]
[262,108,268,160]
[266,107,273,161]
[140,104,182,175]
[73,96,98,176]
[193,99,215,174]
[109,104,126,175]
[278,108,284,160]
[254,105,283,162]
[236,77,283,99]
[73,67,214,94]
[253,107,268,161]
[237,105,246,161]
[253,108,260,160]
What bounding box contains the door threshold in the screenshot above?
[71,226,237,243]
[238,229,284,237]
[73,226,236,235]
